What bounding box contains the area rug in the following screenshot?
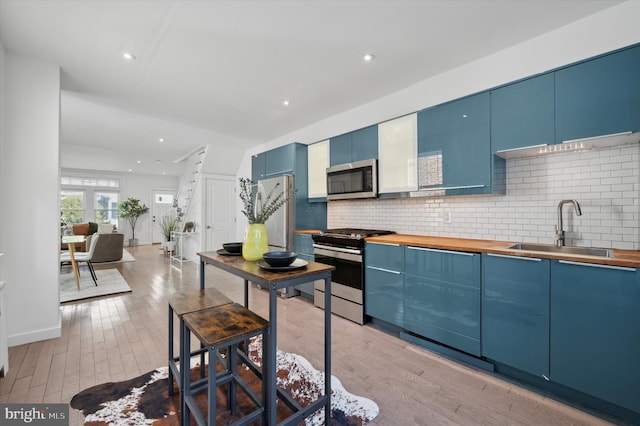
[60,268,132,303]
[70,336,379,425]
[94,248,135,264]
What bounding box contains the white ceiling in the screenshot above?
[0,0,624,175]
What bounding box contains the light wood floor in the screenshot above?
[0,244,618,425]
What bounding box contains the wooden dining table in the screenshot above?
[62,235,86,289]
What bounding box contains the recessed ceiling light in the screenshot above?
[128,168,133,172]
[154,160,162,164]
[162,171,166,175]
[136,160,141,164]
[122,52,136,61]
[363,53,374,62]
[158,138,164,143]
[283,100,290,106]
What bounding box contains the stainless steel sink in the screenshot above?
[509,243,614,258]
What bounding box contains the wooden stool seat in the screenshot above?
[182,303,269,426]
[167,288,233,421]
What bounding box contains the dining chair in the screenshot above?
[60,234,100,286]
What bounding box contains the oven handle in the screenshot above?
[313,244,362,262]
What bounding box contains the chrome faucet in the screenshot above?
[555,199,582,247]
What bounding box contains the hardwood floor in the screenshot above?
[0,244,617,425]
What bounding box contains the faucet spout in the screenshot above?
[556,199,582,247]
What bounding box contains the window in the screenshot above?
[61,190,85,224]
[94,191,119,225]
[61,175,121,226]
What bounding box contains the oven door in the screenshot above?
[313,245,363,302]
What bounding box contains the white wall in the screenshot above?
[1,52,62,346]
[236,1,640,239]
[0,37,9,373]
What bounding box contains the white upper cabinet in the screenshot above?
[307,139,330,198]
[378,113,418,193]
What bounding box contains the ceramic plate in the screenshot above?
[257,258,309,271]
[217,248,242,256]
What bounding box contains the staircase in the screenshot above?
[173,145,208,227]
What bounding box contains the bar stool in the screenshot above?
[167,288,233,415]
[181,302,269,426]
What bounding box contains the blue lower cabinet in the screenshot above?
[404,246,481,356]
[365,242,404,327]
[481,254,550,377]
[550,260,640,413]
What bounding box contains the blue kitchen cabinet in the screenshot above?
[550,260,640,413]
[329,133,351,166]
[251,152,266,182]
[481,253,550,377]
[351,125,378,162]
[404,246,481,356]
[555,45,640,143]
[364,242,404,327]
[293,233,316,298]
[418,92,497,196]
[491,73,555,152]
[265,143,297,177]
[330,125,378,166]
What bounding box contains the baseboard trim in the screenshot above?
[7,315,61,347]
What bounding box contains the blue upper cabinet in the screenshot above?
[351,125,378,162]
[329,125,378,166]
[329,133,351,166]
[418,92,498,196]
[555,45,640,143]
[265,144,297,177]
[251,152,266,182]
[491,73,555,153]
[481,253,550,378]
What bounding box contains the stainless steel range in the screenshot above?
[312,228,395,324]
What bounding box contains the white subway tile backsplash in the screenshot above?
[327,144,640,250]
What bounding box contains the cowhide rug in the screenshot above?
[71,336,378,425]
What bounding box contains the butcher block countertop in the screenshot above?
[365,234,640,268]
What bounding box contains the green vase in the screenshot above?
[242,223,268,261]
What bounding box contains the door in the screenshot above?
[204,176,235,251]
[151,190,176,244]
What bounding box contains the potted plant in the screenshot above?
[238,177,291,261]
[118,197,149,246]
[159,214,179,252]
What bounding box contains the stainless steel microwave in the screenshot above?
[326,159,377,200]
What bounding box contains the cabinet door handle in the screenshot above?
[367,266,402,275]
[487,253,542,262]
[368,242,400,247]
[558,260,636,272]
[418,184,486,191]
[407,246,475,256]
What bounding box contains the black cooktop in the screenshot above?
[312,228,395,249]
